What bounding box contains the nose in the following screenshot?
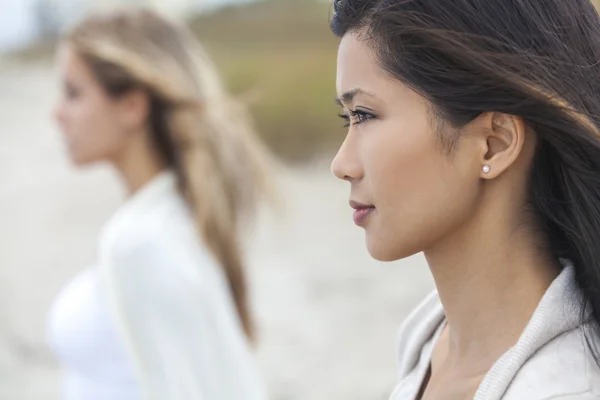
[331,133,363,182]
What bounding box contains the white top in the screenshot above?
[47,268,141,400]
[48,171,268,400]
[390,263,600,400]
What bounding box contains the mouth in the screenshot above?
[349,200,376,226]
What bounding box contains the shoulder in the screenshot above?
[396,290,445,378]
[103,191,198,260]
[503,325,600,399]
[100,196,214,287]
[117,192,192,243]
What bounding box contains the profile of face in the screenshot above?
[53,45,145,167]
[332,33,497,262]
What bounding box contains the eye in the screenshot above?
[350,110,375,125]
[347,109,375,126]
[64,82,80,99]
[337,108,377,128]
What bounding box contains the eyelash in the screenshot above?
[338,109,375,127]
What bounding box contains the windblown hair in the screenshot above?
[67,7,274,339]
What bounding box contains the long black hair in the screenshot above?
[331,0,600,362]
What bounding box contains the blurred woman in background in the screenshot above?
[331,0,600,399]
[47,7,272,400]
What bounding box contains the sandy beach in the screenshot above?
[0,60,434,400]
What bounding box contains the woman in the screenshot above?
[46,7,271,400]
[331,0,600,399]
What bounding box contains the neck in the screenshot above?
[424,197,560,369]
[112,132,167,196]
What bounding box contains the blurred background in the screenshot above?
[0,0,438,399]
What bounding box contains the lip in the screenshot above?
[350,200,375,226]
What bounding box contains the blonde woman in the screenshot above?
[46,8,271,400]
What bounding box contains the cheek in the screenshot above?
[361,121,478,261]
[62,98,125,165]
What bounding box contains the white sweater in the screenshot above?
[61,170,267,400]
[390,264,600,400]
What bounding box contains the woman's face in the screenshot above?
[53,45,132,166]
[333,33,484,262]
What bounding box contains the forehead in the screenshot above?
[336,33,413,104]
[336,33,381,93]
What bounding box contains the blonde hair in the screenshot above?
[65,7,274,339]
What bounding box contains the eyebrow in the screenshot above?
[335,88,376,106]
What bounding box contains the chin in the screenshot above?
[365,232,421,262]
[66,148,102,167]
[69,155,92,167]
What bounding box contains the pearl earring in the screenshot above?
[482,165,491,174]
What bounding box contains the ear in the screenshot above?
[476,112,527,179]
[116,88,151,133]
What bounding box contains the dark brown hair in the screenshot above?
[332,0,600,362]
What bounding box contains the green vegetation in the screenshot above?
[11,0,344,163]
[190,0,344,162]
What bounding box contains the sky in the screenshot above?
[0,0,252,52]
